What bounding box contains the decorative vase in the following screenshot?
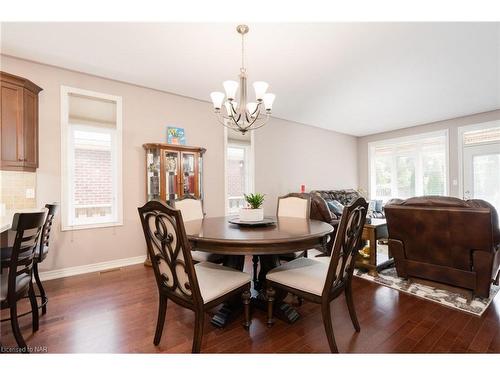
[239,208,264,222]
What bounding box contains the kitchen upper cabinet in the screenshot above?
[0,71,42,172]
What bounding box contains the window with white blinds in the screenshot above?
[61,86,123,230]
[369,131,448,201]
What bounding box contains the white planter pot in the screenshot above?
[239,208,264,222]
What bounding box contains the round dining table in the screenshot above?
[184,216,334,327]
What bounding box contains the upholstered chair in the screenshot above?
[277,193,311,218]
[385,196,500,298]
[174,197,223,264]
[277,193,311,261]
[266,197,368,353]
[138,200,252,353]
[1,212,46,350]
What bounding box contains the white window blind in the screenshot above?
[61,87,122,230]
[369,131,448,201]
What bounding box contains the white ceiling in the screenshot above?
[1,22,498,136]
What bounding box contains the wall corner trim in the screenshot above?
[39,255,147,281]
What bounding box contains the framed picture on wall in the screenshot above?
[167,126,186,145]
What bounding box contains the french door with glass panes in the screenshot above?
[461,124,500,213]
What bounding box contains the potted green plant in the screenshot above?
[240,193,265,222]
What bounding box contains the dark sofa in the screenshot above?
[385,196,500,298]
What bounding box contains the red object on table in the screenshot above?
[300,184,305,193]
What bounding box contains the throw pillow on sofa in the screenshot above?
[325,199,344,216]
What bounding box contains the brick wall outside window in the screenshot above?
[73,147,113,218]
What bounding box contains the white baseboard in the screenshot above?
[39,255,147,281]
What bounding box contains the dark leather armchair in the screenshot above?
[385,196,500,298]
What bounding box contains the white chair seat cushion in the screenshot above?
[308,249,331,263]
[266,257,328,296]
[195,262,251,304]
[191,250,222,263]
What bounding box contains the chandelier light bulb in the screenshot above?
[253,81,269,101]
[210,91,225,110]
[263,93,276,111]
[223,80,239,101]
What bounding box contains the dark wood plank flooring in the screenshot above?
[1,262,500,353]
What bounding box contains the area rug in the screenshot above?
[354,267,499,316]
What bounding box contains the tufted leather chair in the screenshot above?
[385,196,500,298]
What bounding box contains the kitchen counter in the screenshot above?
[0,208,46,233]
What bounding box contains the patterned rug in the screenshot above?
[354,267,500,316]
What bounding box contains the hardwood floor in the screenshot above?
[1,261,500,353]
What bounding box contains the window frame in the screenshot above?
[60,86,123,231]
[368,129,449,201]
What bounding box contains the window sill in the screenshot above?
[61,221,123,232]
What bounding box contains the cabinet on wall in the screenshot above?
[0,71,43,172]
[143,143,206,205]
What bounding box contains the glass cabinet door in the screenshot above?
[181,152,198,197]
[146,148,161,201]
[164,151,180,203]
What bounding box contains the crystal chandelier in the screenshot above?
[210,24,276,134]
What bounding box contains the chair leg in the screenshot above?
[345,283,360,332]
[28,281,39,332]
[242,289,251,329]
[266,286,275,327]
[33,262,47,315]
[321,301,339,353]
[153,294,168,346]
[192,310,205,353]
[252,256,259,284]
[9,304,27,351]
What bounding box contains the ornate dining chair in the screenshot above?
[276,193,311,261]
[277,193,311,218]
[138,200,252,353]
[174,197,223,264]
[1,212,46,350]
[32,203,58,315]
[266,197,368,353]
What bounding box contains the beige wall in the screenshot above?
[254,119,358,214]
[357,109,500,198]
[1,55,358,272]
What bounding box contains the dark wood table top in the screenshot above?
[184,216,334,255]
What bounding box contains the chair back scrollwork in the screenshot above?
[323,197,368,296]
[138,200,202,307]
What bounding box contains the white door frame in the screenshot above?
[457,120,500,199]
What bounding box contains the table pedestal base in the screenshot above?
[209,254,302,328]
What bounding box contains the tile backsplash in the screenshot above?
[0,171,37,210]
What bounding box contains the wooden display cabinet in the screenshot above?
[143,143,206,206]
